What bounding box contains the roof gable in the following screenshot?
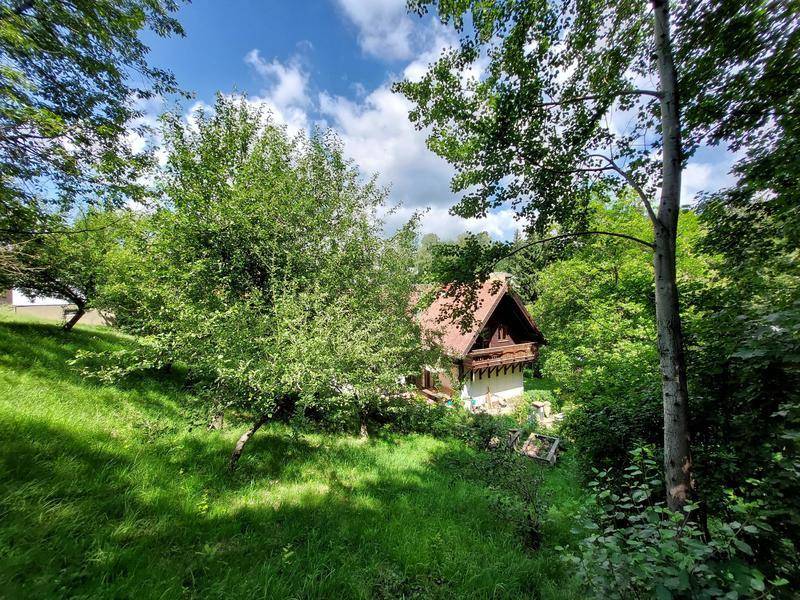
[417,276,544,357]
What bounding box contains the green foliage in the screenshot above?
[527,198,718,470]
[442,446,549,551]
[511,379,559,428]
[533,200,660,403]
[564,447,785,599]
[398,0,798,240]
[530,196,799,585]
[397,0,799,583]
[11,208,133,315]
[91,95,438,436]
[398,0,651,235]
[560,390,662,474]
[676,1,800,213]
[0,0,185,242]
[684,192,800,585]
[0,315,583,599]
[496,230,573,304]
[413,231,441,282]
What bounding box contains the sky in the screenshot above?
[138,0,739,241]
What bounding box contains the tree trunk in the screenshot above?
[653,0,694,511]
[207,411,224,431]
[63,306,85,331]
[358,402,369,438]
[229,413,269,471]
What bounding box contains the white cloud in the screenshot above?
[318,85,455,210]
[124,94,164,155]
[238,41,519,240]
[238,42,518,239]
[382,206,522,240]
[243,50,311,137]
[334,0,417,60]
[245,49,309,108]
[229,39,744,243]
[681,157,736,205]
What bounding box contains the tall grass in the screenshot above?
[0,315,583,599]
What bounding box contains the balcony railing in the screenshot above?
[463,342,538,372]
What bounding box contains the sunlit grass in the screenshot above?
[0,317,583,598]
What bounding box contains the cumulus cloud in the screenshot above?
[235,34,747,242]
[318,86,455,210]
[244,50,311,137]
[237,43,522,240]
[334,0,417,60]
[245,49,309,108]
[241,48,512,239]
[681,157,737,205]
[124,94,165,156]
[381,205,522,240]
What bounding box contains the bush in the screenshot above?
[562,447,788,599]
[559,391,662,473]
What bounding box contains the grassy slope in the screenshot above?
[0,314,583,599]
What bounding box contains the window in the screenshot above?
[497,325,507,341]
[423,369,432,389]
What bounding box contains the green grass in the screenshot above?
[524,375,558,394]
[523,373,561,413]
[0,315,584,599]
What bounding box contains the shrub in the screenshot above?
[559,391,662,473]
[440,443,549,551]
[562,447,788,599]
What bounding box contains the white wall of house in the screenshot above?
[11,289,68,306]
[6,289,110,326]
[460,368,524,408]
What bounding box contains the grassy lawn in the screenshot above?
[523,375,559,394]
[0,315,583,599]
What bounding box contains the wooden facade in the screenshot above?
[415,276,544,403]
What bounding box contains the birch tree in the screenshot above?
[395,0,792,509]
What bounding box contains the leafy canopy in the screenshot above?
[397,0,661,237]
[396,0,799,264]
[0,0,185,238]
[100,96,437,422]
[12,208,131,312]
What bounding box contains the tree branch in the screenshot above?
[537,89,662,108]
[495,230,655,267]
[584,154,660,227]
[543,165,615,175]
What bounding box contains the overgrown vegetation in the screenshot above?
[2,0,797,596]
[0,314,581,598]
[524,197,799,592]
[565,447,788,599]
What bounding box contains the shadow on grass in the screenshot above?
[0,320,580,598]
[0,411,574,599]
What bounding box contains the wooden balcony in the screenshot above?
[462,342,539,375]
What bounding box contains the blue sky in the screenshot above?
[138,0,738,240]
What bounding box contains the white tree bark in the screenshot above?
[653,0,694,511]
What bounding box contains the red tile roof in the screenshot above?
[416,275,542,357]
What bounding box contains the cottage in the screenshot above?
[415,274,545,412]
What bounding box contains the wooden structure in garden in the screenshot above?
[507,429,561,465]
